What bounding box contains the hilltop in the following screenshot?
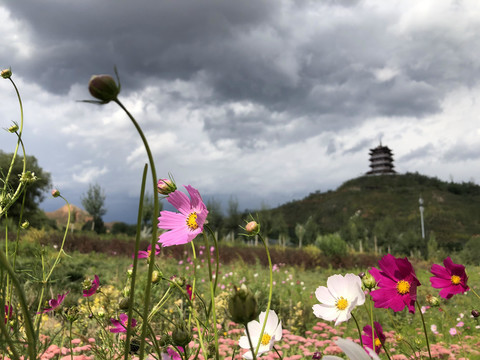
[45,204,92,229]
[269,172,480,252]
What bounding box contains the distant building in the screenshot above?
[367,144,396,175]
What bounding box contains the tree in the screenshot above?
[295,223,306,249]
[81,183,106,233]
[0,151,51,227]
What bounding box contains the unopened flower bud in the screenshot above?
[19,171,37,184]
[8,124,18,133]
[172,327,192,347]
[157,178,177,195]
[122,286,130,298]
[21,220,29,229]
[119,297,131,310]
[414,338,422,347]
[472,309,480,318]
[426,294,440,307]
[51,189,60,198]
[1,68,12,79]
[126,268,133,278]
[245,221,259,234]
[88,74,120,103]
[97,308,105,318]
[361,271,377,290]
[170,276,185,287]
[395,333,404,342]
[228,284,259,325]
[152,270,161,284]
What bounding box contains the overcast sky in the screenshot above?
[1,0,480,223]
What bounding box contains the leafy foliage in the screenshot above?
[0,151,51,227]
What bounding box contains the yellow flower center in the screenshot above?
[396,280,410,294]
[451,275,461,285]
[374,338,382,347]
[336,297,348,310]
[186,212,198,230]
[261,333,272,346]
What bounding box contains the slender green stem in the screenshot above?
[0,249,36,359]
[351,312,363,348]
[245,324,257,360]
[147,287,172,323]
[470,287,480,301]
[273,346,284,360]
[69,322,74,360]
[254,233,273,358]
[202,231,219,359]
[125,164,148,360]
[416,300,432,359]
[114,99,159,360]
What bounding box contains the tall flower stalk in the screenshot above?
[87,71,159,359]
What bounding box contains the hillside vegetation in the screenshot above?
[270,172,480,254]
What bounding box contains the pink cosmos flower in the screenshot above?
[449,327,457,336]
[110,313,137,333]
[83,275,100,297]
[158,185,208,247]
[40,292,69,313]
[362,321,385,354]
[161,347,183,360]
[430,257,469,299]
[369,254,421,313]
[134,244,161,259]
[186,284,194,300]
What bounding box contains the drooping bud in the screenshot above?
[88,74,120,103]
[245,221,259,235]
[8,124,18,133]
[361,271,377,290]
[157,178,177,195]
[1,68,12,79]
[51,189,60,198]
[172,326,192,347]
[227,284,259,325]
[472,309,480,318]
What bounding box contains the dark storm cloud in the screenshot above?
[2,0,480,146]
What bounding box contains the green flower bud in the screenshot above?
[88,74,120,103]
[19,171,37,184]
[97,308,105,318]
[361,271,377,290]
[8,124,18,133]
[51,189,60,198]
[227,284,259,325]
[426,294,440,307]
[21,220,29,229]
[172,326,192,347]
[152,270,161,284]
[1,68,12,79]
[119,297,131,310]
[65,306,79,323]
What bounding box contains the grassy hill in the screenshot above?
[270,172,480,252]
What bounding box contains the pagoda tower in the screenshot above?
[366,144,396,175]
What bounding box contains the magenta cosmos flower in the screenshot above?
[134,243,161,259]
[430,257,469,299]
[110,313,137,333]
[39,292,69,313]
[362,321,385,354]
[158,185,208,247]
[369,254,420,313]
[83,275,100,297]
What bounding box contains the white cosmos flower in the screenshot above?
[312,273,365,326]
[323,338,381,360]
[238,310,282,359]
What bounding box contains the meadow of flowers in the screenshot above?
[1,67,480,360]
